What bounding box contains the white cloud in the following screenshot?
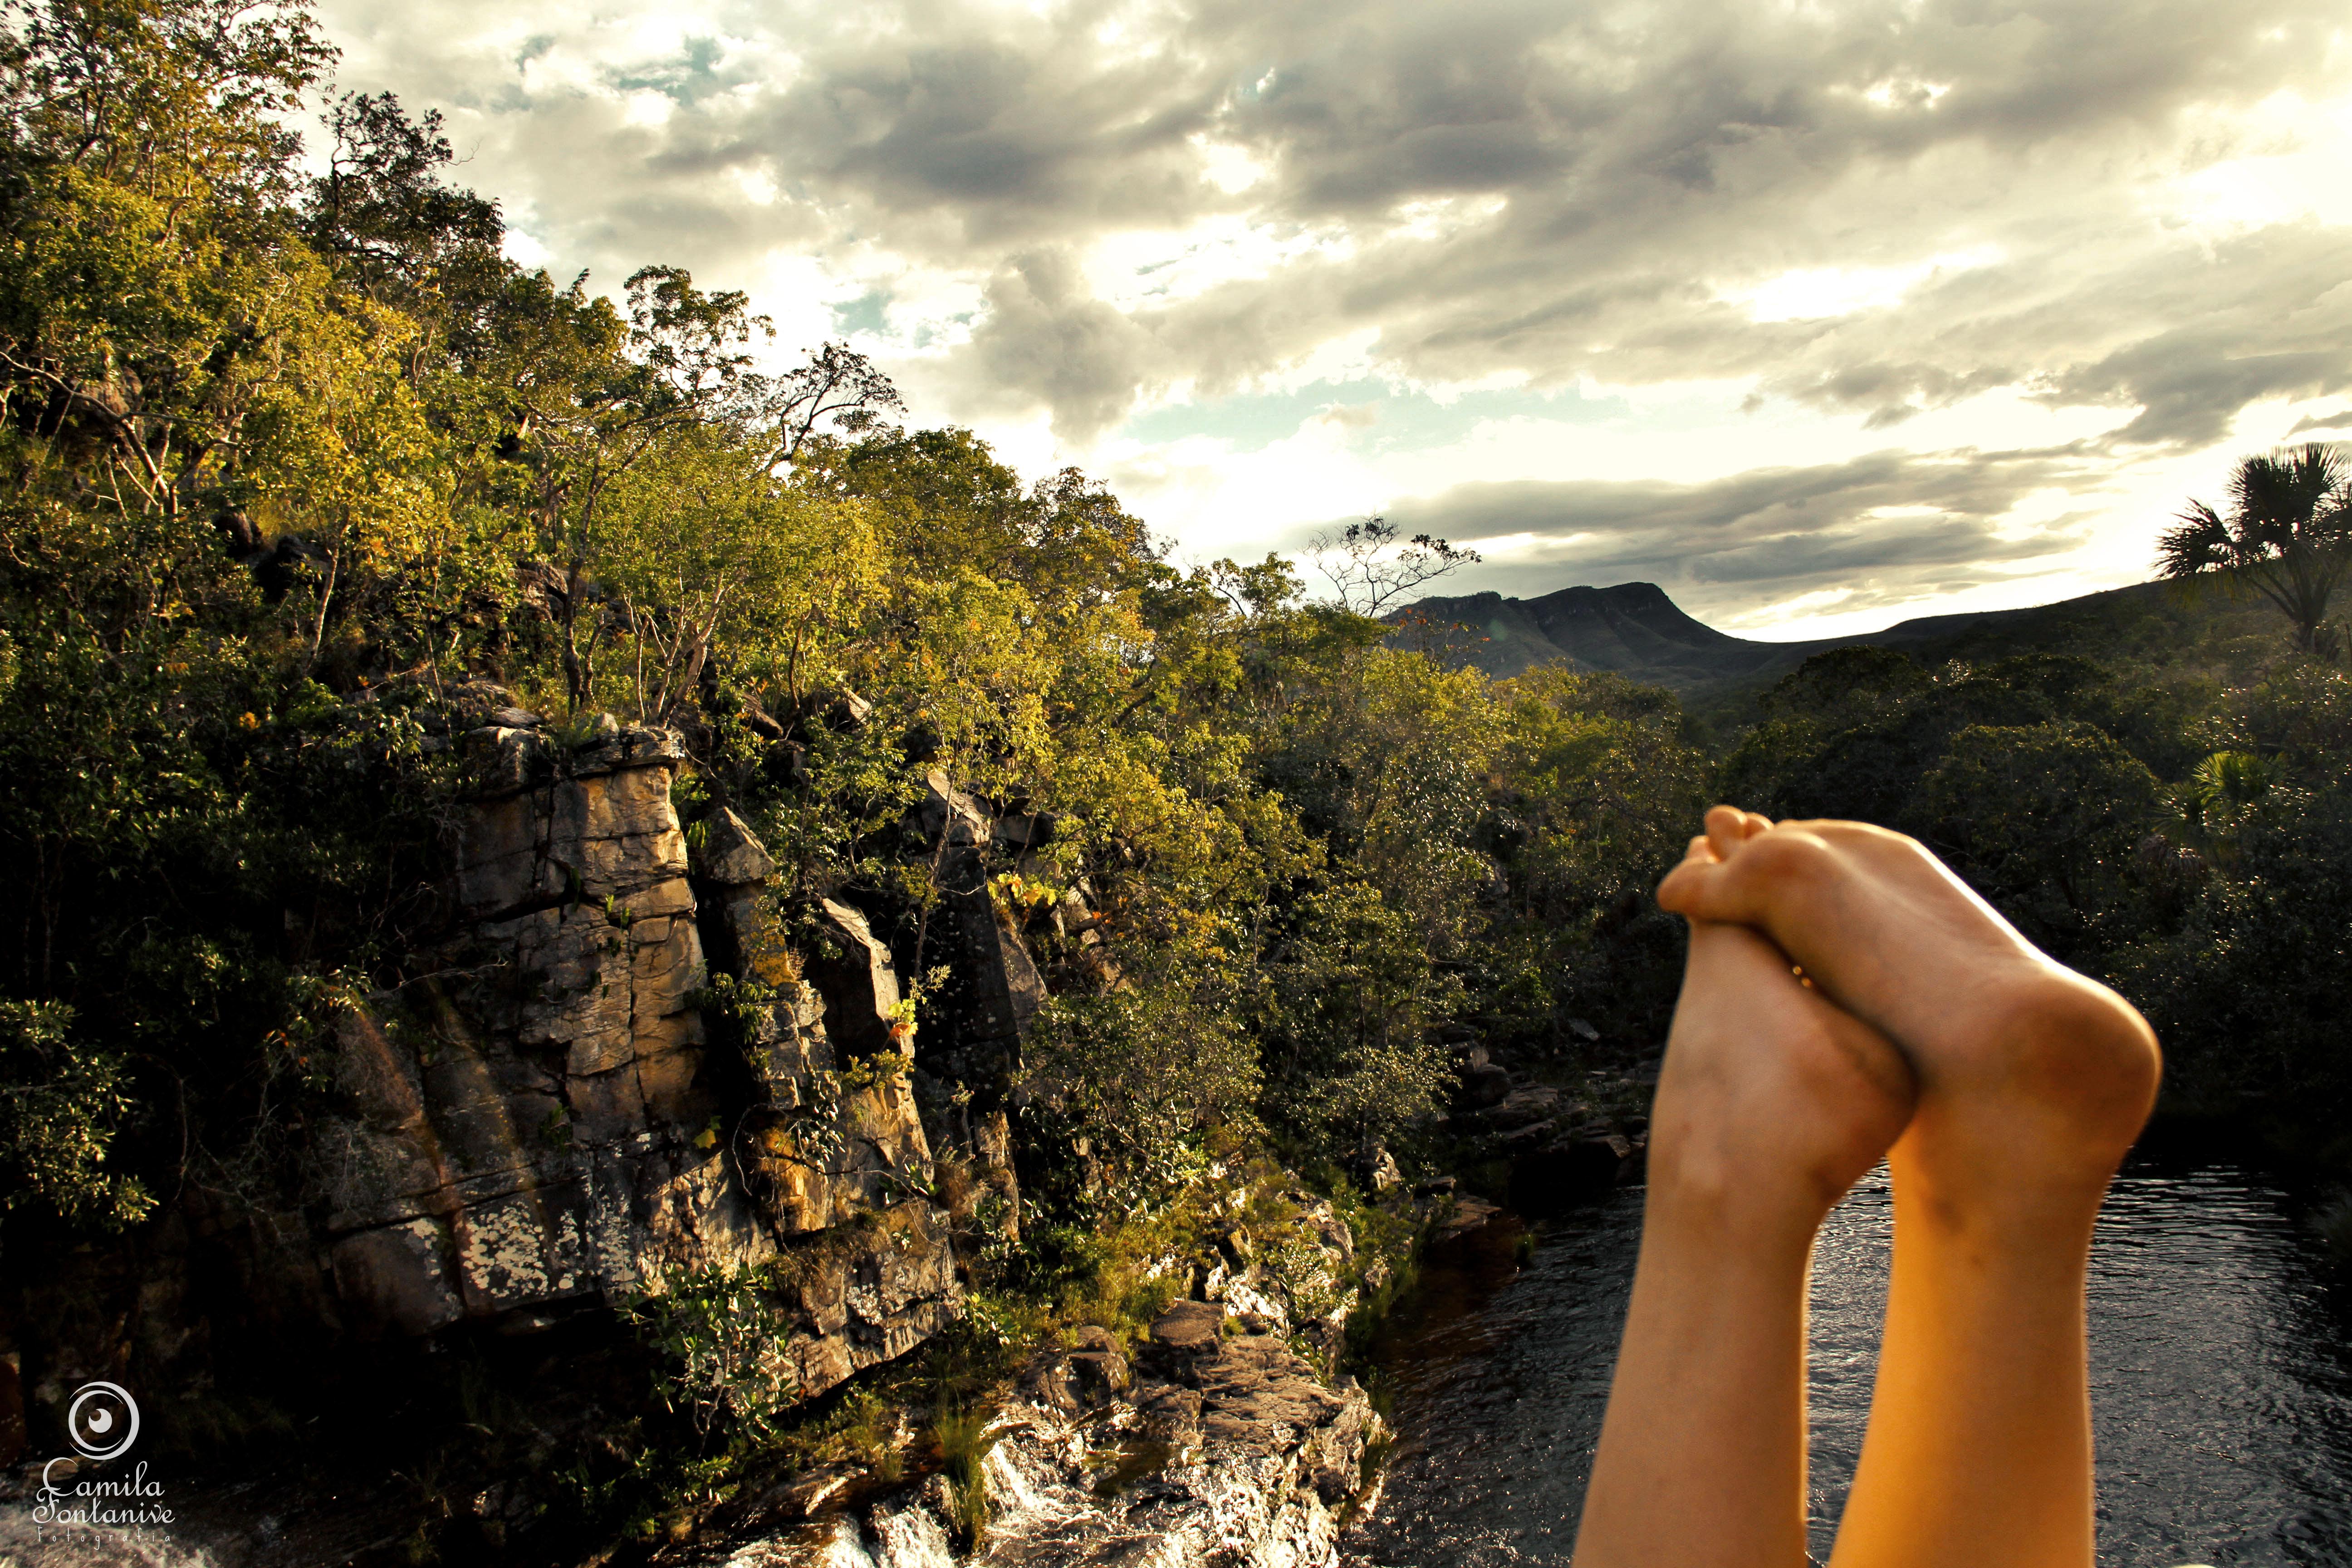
[309,0,2352,635]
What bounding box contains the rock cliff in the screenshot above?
[3,707,1408,1568]
[308,718,957,1394]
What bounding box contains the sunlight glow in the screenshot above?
[1726,246,2004,323]
[1191,136,1270,195]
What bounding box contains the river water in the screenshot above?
[1343,1157,2352,1568]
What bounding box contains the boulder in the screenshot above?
[826,688,873,730]
[1149,1299,1226,1353]
[1135,1382,1206,1448]
[1432,1195,1504,1245]
[993,810,1058,849]
[1068,1347,1132,1403]
[1348,1142,1403,1194]
[1481,1084,1565,1132]
[1456,1061,1513,1110]
[462,725,553,795]
[694,806,776,886]
[1508,1132,1648,1212]
[916,769,990,849]
[758,1464,862,1519]
[739,700,789,743]
[806,898,903,1060]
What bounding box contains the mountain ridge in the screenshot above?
[1393,578,2183,692]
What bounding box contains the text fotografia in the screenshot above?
[34,1460,176,1529]
[31,1380,175,1533]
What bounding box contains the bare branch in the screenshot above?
[1303,515,1481,617]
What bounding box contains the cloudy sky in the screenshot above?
[313,0,2352,637]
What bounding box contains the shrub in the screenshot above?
[619,1265,802,1448]
[0,1000,153,1231]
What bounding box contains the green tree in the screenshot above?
[302,89,504,315]
[1475,668,1708,1047]
[1916,722,2162,934]
[1259,882,1460,1155]
[2158,443,2352,655]
[1020,949,1260,1207]
[595,433,876,725]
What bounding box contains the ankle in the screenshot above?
[1890,1123,2120,1241]
[1646,1142,1843,1249]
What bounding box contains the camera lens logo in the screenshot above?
[65,1382,140,1462]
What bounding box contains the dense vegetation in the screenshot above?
[0,0,1708,1280]
[3,0,2348,1547]
[1706,576,2352,1150]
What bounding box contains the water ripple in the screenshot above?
[1343,1160,2352,1568]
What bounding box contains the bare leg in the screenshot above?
[1826,1124,2105,1568]
[1658,808,2161,1568]
[1575,896,1914,1568]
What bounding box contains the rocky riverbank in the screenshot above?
[634,1157,1418,1568]
[1444,1040,1652,1210]
[0,691,1657,1568]
[699,1300,1375,1568]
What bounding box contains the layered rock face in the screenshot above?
[313,723,954,1396]
[914,769,1047,1106]
[678,1170,1398,1568]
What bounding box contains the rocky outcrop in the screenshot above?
[1442,1042,1650,1208]
[808,897,906,1060]
[912,770,1046,1105]
[667,1161,1402,1568]
[697,805,780,887]
[305,722,955,1396]
[720,1303,1376,1568]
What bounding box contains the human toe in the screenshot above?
[1656,854,1716,916]
[1702,804,1749,862]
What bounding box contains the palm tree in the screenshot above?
[2157,443,2352,654]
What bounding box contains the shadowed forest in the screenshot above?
[4,1,2350,1559]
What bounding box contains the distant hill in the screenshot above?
[1391,578,2231,695]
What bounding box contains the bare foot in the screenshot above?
[1657,807,2161,1210]
[1650,896,1916,1237]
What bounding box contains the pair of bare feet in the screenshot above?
[1575,806,2162,1568]
[1651,805,2161,1242]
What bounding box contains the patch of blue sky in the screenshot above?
[831,291,891,338]
[603,37,731,106]
[1120,379,1635,455]
[908,313,975,352]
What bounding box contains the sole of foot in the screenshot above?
[1658,809,2160,1198]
